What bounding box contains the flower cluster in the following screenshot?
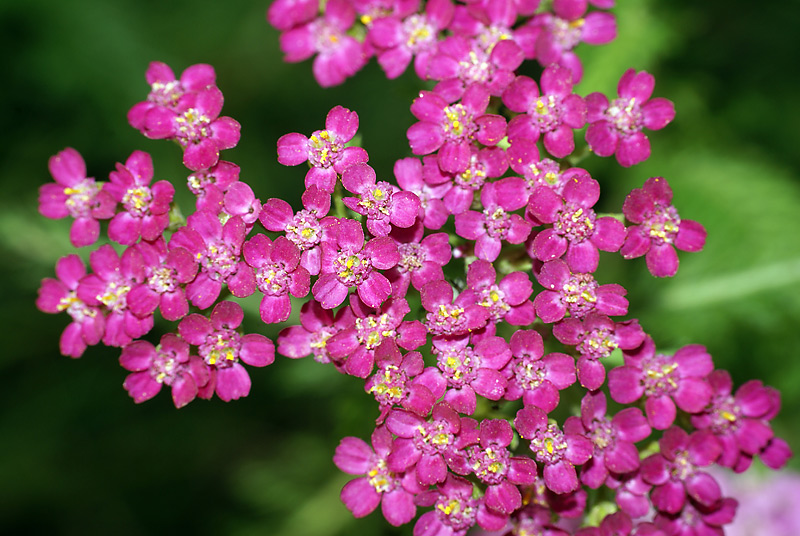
[36,1,791,535]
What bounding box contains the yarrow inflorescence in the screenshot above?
[35,1,792,535]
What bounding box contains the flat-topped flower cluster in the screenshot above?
[36,1,791,535]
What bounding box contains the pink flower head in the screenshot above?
[39,147,116,247]
[127,61,216,133]
[552,313,645,390]
[563,391,651,489]
[585,69,675,167]
[368,0,455,79]
[529,1,617,83]
[278,0,367,87]
[691,370,782,472]
[277,299,351,365]
[144,86,240,171]
[423,146,508,216]
[222,182,261,231]
[170,211,256,309]
[325,296,425,378]
[621,177,706,278]
[276,105,368,192]
[465,259,535,326]
[314,218,400,309]
[178,301,275,401]
[420,279,489,337]
[426,34,524,100]
[515,405,593,494]
[187,160,241,213]
[407,84,507,174]
[533,259,628,323]
[36,254,105,357]
[104,150,174,245]
[503,329,575,412]
[527,173,625,273]
[454,181,532,262]
[365,343,445,423]
[120,333,207,408]
[507,139,587,198]
[415,473,509,534]
[342,163,421,237]
[260,185,332,275]
[385,228,452,298]
[385,402,462,486]
[503,65,587,158]
[243,234,311,324]
[641,426,723,514]
[608,337,714,430]
[333,426,422,527]
[430,334,511,414]
[126,238,198,322]
[464,419,538,515]
[77,244,151,347]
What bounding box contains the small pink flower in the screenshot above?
[385,226,452,298]
[420,279,489,337]
[277,105,368,192]
[465,259,535,326]
[585,69,675,167]
[127,61,216,133]
[178,301,275,401]
[170,212,256,309]
[277,299,351,365]
[503,65,587,158]
[104,151,174,245]
[36,254,105,357]
[314,218,399,309]
[621,177,706,278]
[278,0,367,87]
[120,333,208,408]
[608,337,714,430]
[38,147,116,247]
[342,163,421,237]
[144,86,240,171]
[334,426,422,527]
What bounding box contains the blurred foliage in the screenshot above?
[1,0,798,534]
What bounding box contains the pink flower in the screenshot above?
[407,84,507,174]
[120,333,208,408]
[564,391,651,489]
[503,65,587,158]
[414,474,507,534]
[392,157,451,230]
[465,259,535,326]
[278,0,367,87]
[144,86,240,171]
[104,151,174,245]
[534,259,628,323]
[585,69,675,167]
[368,0,454,79]
[314,218,400,309]
[608,337,714,430]
[77,244,151,347]
[527,173,625,273]
[126,238,198,322]
[243,234,310,324]
[515,406,593,494]
[170,212,256,309]
[36,254,105,357]
[385,226,452,298]
[277,105,368,192]
[277,299,350,365]
[621,177,706,278]
[454,182,532,262]
[178,301,274,401]
[552,313,645,390]
[38,147,115,247]
[503,329,575,413]
[127,61,216,133]
[187,160,240,213]
[420,279,489,337]
[260,185,332,275]
[342,163,421,237]
[334,426,422,526]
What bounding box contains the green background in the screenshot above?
[1,0,798,534]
